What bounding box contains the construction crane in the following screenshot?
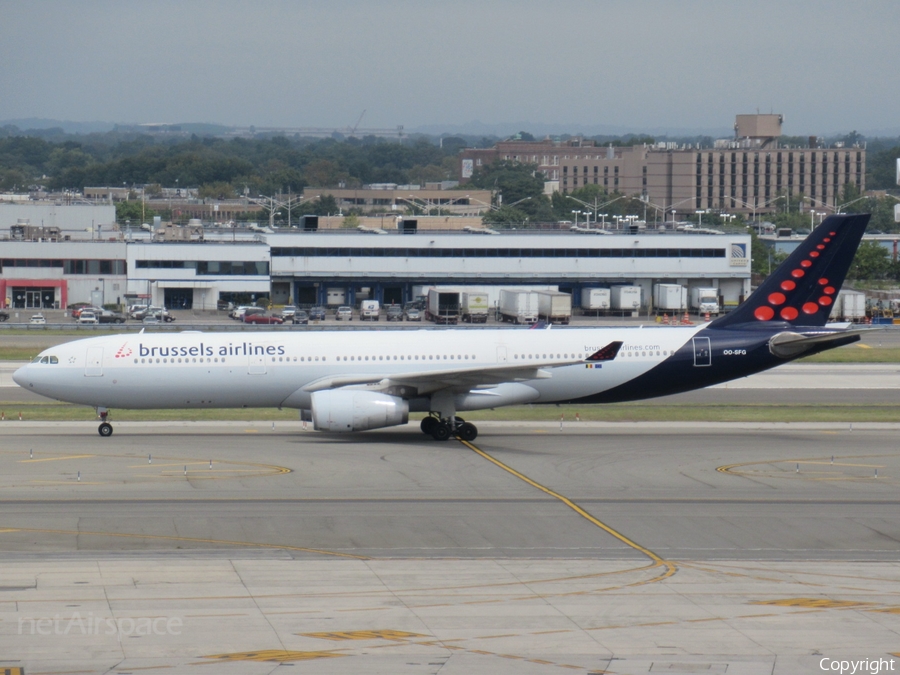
[349,110,366,136]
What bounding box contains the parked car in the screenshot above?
[73,305,102,319]
[335,306,353,321]
[127,304,148,318]
[0,309,8,322]
[29,313,46,324]
[234,306,265,321]
[308,306,326,321]
[97,310,126,324]
[132,306,175,322]
[385,304,403,321]
[243,313,284,325]
[280,306,298,321]
[77,311,99,325]
[291,310,309,325]
[403,307,422,321]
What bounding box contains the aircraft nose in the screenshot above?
[12,364,28,388]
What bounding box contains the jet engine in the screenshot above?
[311,390,409,432]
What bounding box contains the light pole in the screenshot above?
[571,210,580,227]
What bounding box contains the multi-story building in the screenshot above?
[459,115,866,217]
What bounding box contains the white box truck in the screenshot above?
[831,290,866,321]
[610,286,642,312]
[581,288,611,312]
[652,284,687,312]
[460,292,489,323]
[359,299,380,321]
[535,291,572,324]
[499,289,538,324]
[426,289,460,324]
[690,287,720,316]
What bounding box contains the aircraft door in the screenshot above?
[692,337,711,367]
[85,347,103,377]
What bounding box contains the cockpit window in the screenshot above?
[32,355,43,363]
[49,356,58,364]
[31,355,58,364]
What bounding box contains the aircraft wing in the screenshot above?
[301,341,623,396]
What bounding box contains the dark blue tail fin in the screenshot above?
[710,213,870,328]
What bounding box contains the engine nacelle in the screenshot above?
[311,390,409,432]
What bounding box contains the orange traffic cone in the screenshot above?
[704,312,710,322]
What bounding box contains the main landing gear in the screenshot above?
[420,414,478,442]
[97,407,113,437]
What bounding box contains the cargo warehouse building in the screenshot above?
[1,232,751,314]
[1,203,751,312]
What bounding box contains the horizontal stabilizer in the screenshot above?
[767,328,876,358]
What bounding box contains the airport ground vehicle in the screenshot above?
[653,284,688,313]
[689,287,720,316]
[498,290,537,324]
[460,292,489,323]
[360,300,380,321]
[536,291,572,325]
[426,289,460,324]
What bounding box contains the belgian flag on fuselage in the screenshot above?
[710,213,870,329]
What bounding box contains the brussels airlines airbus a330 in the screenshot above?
[14,214,871,441]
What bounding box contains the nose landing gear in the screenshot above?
[97,407,113,437]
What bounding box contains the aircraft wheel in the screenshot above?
[431,422,452,441]
[98,422,113,437]
[456,422,478,442]
[420,416,439,435]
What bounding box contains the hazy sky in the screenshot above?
[2,0,897,135]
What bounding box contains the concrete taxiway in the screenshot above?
[2,421,900,674]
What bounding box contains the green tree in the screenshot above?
[198,181,237,199]
[467,160,550,220]
[301,194,339,216]
[115,200,156,224]
[848,240,891,280]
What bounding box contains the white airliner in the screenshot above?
[13,214,871,440]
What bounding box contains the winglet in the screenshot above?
[586,341,623,361]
